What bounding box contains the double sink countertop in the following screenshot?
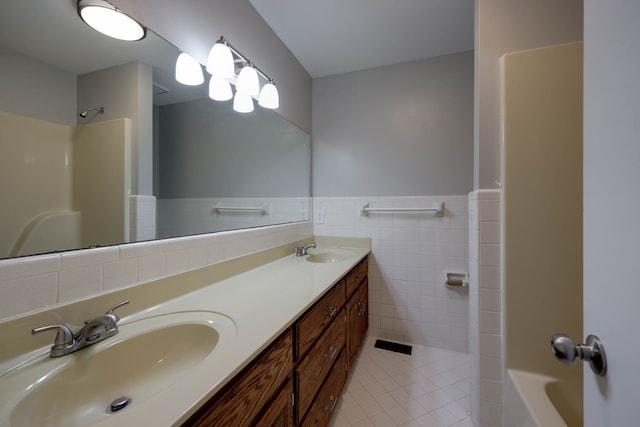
[0,237,370,427]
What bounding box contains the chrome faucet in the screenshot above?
[32,300,129,357]
[295,242,317,256]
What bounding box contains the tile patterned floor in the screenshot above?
[329,336,471,427]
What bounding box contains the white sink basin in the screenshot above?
[305,252,349,263]
[2,311,236,427]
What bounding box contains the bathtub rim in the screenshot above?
[504,368,568,427]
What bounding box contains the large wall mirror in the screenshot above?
[0,1,311,259]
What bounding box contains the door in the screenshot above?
[583,1,640,425]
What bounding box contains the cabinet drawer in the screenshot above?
[300,349,348,427]
[295,309,346,420]
[184,331,292,427]
[345,257,368,298]
[296,280,345,359]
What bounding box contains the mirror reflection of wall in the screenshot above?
[156,97,310,238]
[0,1,310,259]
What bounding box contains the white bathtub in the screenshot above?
[504,369,580,427]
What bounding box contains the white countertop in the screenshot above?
[0,243,369,427]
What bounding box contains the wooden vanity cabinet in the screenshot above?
[184,255,368,427]
[345,257,368,298]
[294,306,345,420]
[253,379,293,427]
[346,274,369,368]
[295,280,345,360]
[299,350,348,427]
[295,256,369,425]
[183,331,292,427]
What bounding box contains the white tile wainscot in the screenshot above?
[0,222,312,321]
[468,189,502,427]
[313,196,469,352]
[129,195,157,242]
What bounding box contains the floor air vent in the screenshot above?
[374,339,412,355]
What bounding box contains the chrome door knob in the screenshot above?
[551,333,607,376]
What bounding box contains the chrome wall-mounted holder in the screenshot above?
[551,333,607,376]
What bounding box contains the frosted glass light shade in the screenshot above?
[206,42,234,78]
[175,53,204,86]
[78,0,146,41]
[258,82,279,109]
[236,65,260,97]
[209,75,233,101]
[233,92,254,113]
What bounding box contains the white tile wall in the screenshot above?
[468,192,480,427]
[313,196,469,352]
[129,195,157,242]
[156,197,309,239]
[0,222,312,322]
[468,189,502,427]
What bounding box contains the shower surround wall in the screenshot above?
[313,195,468,352]
[0,112,131,258]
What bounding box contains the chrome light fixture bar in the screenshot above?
[77,0,146,41]
[211,36,280,113]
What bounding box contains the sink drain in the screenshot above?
[107,396,131,413]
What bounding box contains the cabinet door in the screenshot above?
[183,331,292,427]
[254,380,293,427]
[358,277,369,345]
[345,257,368,299]
[346,291,360,369]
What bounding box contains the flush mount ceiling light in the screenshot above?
[77,0,146,41]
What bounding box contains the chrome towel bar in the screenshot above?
[360,202,444,217]
[213,203,269,214]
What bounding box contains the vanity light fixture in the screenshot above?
[177,35,280,111]
[175,52,204,86]
[209,75,233,101]
[77,0,146,41]
[236,62,260,97]
[206,37,235,79]
[258,80,279,109]
[233,91,255,113]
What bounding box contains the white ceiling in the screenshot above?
[249,0,474,78]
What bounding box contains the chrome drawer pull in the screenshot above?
[324,395,338,412]
[359,300,366,315]
[325,306,338,318]
[325,345,338,360]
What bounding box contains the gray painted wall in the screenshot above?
[158,98,310,198]
[110,0,312,134]
[474,0,583,189]
[0,47,76,126]
[312,51,473,197]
